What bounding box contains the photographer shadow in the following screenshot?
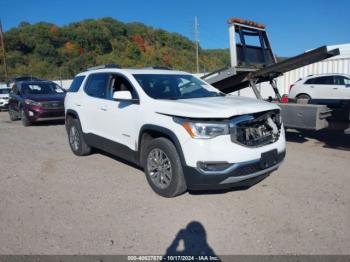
[163,221,218,259]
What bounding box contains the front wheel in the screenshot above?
[21,108,31,126]
[8,107,18,121]
[143,137,187,198]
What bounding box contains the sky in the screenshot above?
[0,0,349,56]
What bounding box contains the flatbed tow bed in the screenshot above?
[202,18,349,134]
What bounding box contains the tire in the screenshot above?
[143,137,187,197]
[296,94,311,104]
[21,108,31,126]
[66,117,91,156]
[8,107,18,121]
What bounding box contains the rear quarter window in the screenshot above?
[304,78,314,84]
[68,76,85,92]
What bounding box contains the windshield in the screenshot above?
[133,74,224,99]
[22,82,64,95]
[0,88,10,94]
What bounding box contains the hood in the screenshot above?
[155,95,280,119]
[23,93,65,102]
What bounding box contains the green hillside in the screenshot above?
[1,17,230,80]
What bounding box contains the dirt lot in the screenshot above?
[0,111,349,255]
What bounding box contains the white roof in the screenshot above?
[124,69,189,75]
[327,43,350,60]
[303,73,349,79]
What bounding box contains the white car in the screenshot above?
[0,85,11,111]
[65,65,286,197]
[288,73,350,104]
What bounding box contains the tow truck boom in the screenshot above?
[202,18,349,133]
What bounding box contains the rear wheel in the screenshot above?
[21,108,31,126]
[143,137,187,197]
[67,117,91,156]
[296,94,311,104]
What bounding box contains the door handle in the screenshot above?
[333,88,338,90]
[100,105,108,111]
[75,103,81,107]
[310,86,314,88]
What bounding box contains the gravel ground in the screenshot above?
[0,111,349,255]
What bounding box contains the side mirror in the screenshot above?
[113,91,139,103]
[345,84,350,88]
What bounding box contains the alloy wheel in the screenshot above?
[147,148,173,189]
[69,125,80,151]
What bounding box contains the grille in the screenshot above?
[40,111,65,118]
[230,110,281,147]
[41,101,64,109]
[233,151,285,177]
[234,162,261,176]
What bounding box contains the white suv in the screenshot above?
[0,85,11,111]
[288,73,350,104]
[65,65,286,197]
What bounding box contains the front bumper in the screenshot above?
[183,151,285,190]
[25,105,65,122]
[0,99,9,109]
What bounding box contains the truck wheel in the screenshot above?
[67,117,91,156]
[143,137,187,198]
[296,94,311,104]
[21,108,31,126]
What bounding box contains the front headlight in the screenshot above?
[174,117,229,139]
[24,99,41,106]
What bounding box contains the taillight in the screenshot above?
[289,84,294,93]
[281,95,289,103]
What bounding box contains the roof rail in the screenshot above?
[147,66,173,70]
[87,64,121,71]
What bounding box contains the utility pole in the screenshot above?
[194,16,199,73]
[0,19,8,82]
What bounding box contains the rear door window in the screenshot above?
[312,76,333,85]
[84,73,110,99]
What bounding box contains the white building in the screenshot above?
[53,79,73,90]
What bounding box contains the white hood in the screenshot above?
[155,95,280,118]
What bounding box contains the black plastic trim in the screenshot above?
[65,109,80,132]
[84,133,139,165]
[184,150,285,190]
[138,124,187,168]
[65,109,79,120]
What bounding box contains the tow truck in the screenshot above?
[202,18,350,134]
